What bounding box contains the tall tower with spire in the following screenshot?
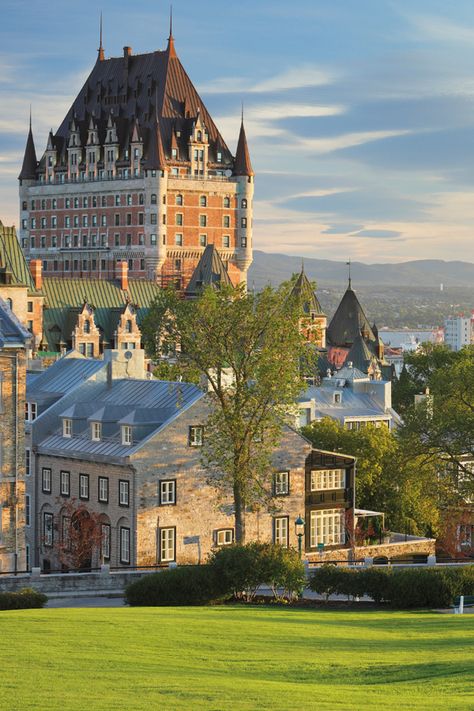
[18,20,254,289]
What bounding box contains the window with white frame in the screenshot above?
[160,480,176,505]
[120,527,131,564]
[60,470,70,497]
[42,468,52,494]
[119,480,130,507]
[189,426,203,447]
[101,524,111,561]
[25,494,31,527]
[160,527,175,562]
[79,474,89,500]
[25,402,37,422]
[43,512,53,547]
[310,509,345,547]
[98,477,109,503]
[273,516,289,547]
[63,418,72,438]
[273,471,289,496]
[216,529,233,546]
[121,425,132,446]
[91,422,102,441]
[310,469,345,491]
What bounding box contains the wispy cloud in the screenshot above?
[200,64,337,94]
[404,13,474,44]
[291,129,413,155]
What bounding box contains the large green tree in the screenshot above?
[142,284,311,542]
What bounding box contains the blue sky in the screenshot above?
[2,0,474,263]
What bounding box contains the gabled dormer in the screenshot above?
[72,302,101,357]
[104,113,119,177]
[188,110,209,176]
[130,118,143,175]
[114,302,142,350]
[67,116,82,179]
[44,130,57,183]
[86,116,100,179]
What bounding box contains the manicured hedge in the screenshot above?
[309,564,474,608]
[0,588,47,610]
[125,565,229,607]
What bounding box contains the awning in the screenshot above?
[354,508,385,517]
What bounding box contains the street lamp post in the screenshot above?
[295,515,305,558]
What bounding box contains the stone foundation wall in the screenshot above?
[307,537,436,564]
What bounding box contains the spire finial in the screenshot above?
[29,105,32,131]
[169,5,173,38]
[167,5,177,56]
[346,259,352,289]
[98,12,105,61]
[301,257,305,274]
[241,101,244,124]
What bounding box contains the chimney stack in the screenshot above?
[123,46,132,58]
[116,260,129,291]
[30,259,42,290]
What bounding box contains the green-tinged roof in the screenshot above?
[0,222,37,292]
[291,267,324,315]
[185,244,232,296]
[346,333,375,374]
[42,277,160,351]
[327,283,375,348]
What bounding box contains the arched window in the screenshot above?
[125,319,133,334]
[197,130,202,141]
[151,194,157,205]
[6,298,12,310]
[241,198,247,209]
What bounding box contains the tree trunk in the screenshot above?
[234,483,246,543]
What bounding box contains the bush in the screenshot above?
[358,567,392,604]
[209,543,305,601]
[0,588,47,611]
[308,564,341,601]
[125,566,229,607]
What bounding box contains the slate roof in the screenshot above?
[185,244,232,296]
[18,124,38,181]
[0,223,37,292]
[345,334,375,373]
[27,356,105,406]
[0,299,31,347]
[291,267,324,315]
[233,119,254,177]
[326,283,375,348]
[42,277,160,350]
[35,377,204,464]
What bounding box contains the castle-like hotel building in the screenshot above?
[18,27,254,289]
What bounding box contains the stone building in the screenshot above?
[29,362,356,569]
[0,299,30,572]
[18,27,254,289]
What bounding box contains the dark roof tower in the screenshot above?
[18,112,37,182]
[291,264,324,315]
[143,107,168,171]
[345,333,375,374]
[185,244,232,297]
[233,113,254,177]
[326,280,375,348]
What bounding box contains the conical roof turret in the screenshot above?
[18,118,38,181]
[233,117,254,177]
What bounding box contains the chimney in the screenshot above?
[30,259,42,290]
[123,46,132,58]
[116,260,128,291]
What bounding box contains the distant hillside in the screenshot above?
[248,251,474,289]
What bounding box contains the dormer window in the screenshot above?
[91,422,102,442]
[122,425,132,446]
[125,319,133,334]
[334,392,342,404]
[197,130,202,141]
[84,319,91,334]
[63,418,72,438]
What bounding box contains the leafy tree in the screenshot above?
[142,283,311,542]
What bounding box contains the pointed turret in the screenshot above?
[291,266,324,316]
[167,7,177,58]
[185,244,232,297]
[233,117,254,177]
[18,116,37,182]
[143,111,167,171]
[326,281,375,348]
[345,333,376,374]
[97,12,105,62]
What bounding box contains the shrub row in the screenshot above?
[0,588,47,611]
[125,543,306,606]
[309,564,474,608]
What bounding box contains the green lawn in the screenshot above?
[0,607,473,710]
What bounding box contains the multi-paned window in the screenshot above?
[43,512,53,547]
[119,480,130,507]
[310,509,345,547]
[25,402,37,422]
[91,422,102,441]
[25,494,31,526]
[189,426,203,447]
[25,448,31,476]
[216,529,234,546]
[273,471,290,496]
[273,516,289,547]
[101,524,111,561]
[160,480,176,505]
[121,425,132,446]
[120,527,131,564]
[42,467,52,494]
[310,469,345,491]
[60,470,70,497]
[63,418,72,438]
[160,527,176,562]
[98,477,109,503]
[79,474,89,500]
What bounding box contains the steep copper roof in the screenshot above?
[185,244,232,297]
[50,39,233,168]
[291,267,324,315]
[143,111,167,171]
[18,123,38,181]
[233,119,254,177]
[326,283,375,348]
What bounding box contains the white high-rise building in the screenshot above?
[444,314,473,351]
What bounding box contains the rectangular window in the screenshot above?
[274,471,290,496]
[160,527,176,562]
[216,529,234,546]
[241,217,247,228]
[189,426,203,447]
[25,402,37,422]
[25,448,31,476]
[310,469,345,491]
[43,512,53,547]
[223,235,230,248]
[199,234,207,247]
[25,494,31,527]
[119,480,130,507]
[273,516,289,547]
[121,425,132,446]
[60,470,70,497]
[120,527,131,564]
[98,477,109,503]
[79,474,89,500]
[310,509,345,547]
[150,234,157,245]
[101,524,111,561]
[91,422,102,442]
[25,544,30,571]
[223,215,230,228]
[63,418,72,438]
[199,214,207,227]
[160,480,176,505]
[175,233,183,246]
[42,467,52,494]
[62,516,71,550]
[175,213,183,226]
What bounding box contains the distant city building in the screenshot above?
[444,313,473,352]
[18,27,254,289]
